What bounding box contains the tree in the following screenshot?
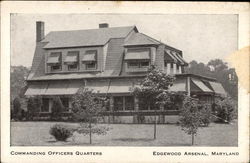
[51,97,65,121]
[10,66,30,100]
[12,97,21,120]
[185,59,238,100]
[132,66,175,139]
[27,96,42,120]
[179,96,202,145]
[213,97,237,123]
[72,88,110,144]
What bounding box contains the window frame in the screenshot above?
[65,51,79,71]
[48,52,62,72]
[85,61,97,70]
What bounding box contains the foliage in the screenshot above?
[185,59,238,100]
[51,97,65,120]
[198,102,212,127]
[213,97,237,123]
[179,97,201,135]
[132,65,175,139]
[10,66,30,100]
[26,96,42,120]
[132,65,175,107]
[49,124,74,141]
[72,88,110,144]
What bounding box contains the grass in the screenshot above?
[10,121,238,146]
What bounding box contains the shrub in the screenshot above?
[27,96,42,120]
[198,102,212,127]
[213,97,237,123]
[12,97,21,120]
[49,124,74,141]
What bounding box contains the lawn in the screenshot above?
[10,121,238,146]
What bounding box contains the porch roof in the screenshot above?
[208,81,227,95]
[25,80,83,96]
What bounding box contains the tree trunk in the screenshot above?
[191,133,194,145]
[89,120,92,144]
[154,114,157,139]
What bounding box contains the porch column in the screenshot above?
[179,65,182,74]
[159,104,165,124]
[167,63,171,74]
[187,76,191,96]
[133,97,139,123]
[173,63,177,74]
[109,96,114,123]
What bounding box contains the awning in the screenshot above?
[65,55,78,63]
[24,83,48,96]
[191,78,213,93]
[209,81,227,95]
[108,80,133,93]
[169,79,186,92]
[25,81,83,96]
[82,54,96,62]
[164,49,177,62]
[47,56,60,64]
[124,49,150,60]
[85,80,109,94]
[82,51,96,62]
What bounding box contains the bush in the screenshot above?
[49,124,74,141]
[12,97,21,120]
[213,97,237,123]
[27,96,42,120]
[198,102,212,127]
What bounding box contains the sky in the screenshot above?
[11,14,238,67]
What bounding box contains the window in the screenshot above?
[41,98,50,112]
[140,61,149,67]
[125,96,134,110]
[177,65,179,70]
[114,96,123,111]
[82,50,97,70]
[138,98,149,110]
[65,51,79,71]
[47,52,62,72]
[170,63,174,68]
[127,61,150,69]
[60,98,70,112]
[128,62,139,68]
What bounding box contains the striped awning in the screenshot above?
[47,56,60,64]
[82,51,96,62]
[108,80,134,93]
[209,81,227,95]
[25,81,83,96]
[65,55,78,63]
[124,49,150,60]
[85,80,109,94]
[191,78,213,93]
[169,79,186,92]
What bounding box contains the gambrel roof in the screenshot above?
[42,26,137,49]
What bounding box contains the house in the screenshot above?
[24,21,227,123]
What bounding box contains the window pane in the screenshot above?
[86,62,97,69]
[138,98,148,110]
[51,65,61,71]
[60,98,69,112]
[128,62,139,68]
[114,96,123,111]
[125,96,134,110]
[41,98,49,112]
[68,64,78,71]
[140,61,149,67]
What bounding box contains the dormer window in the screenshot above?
[125,48,150,72]
[47,52,62,72]
[65,51,79,71]
[82,50,97,70]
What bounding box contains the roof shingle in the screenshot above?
[42,26,136,49]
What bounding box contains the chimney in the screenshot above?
[36,21,44,42]
[99,23,109,28]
